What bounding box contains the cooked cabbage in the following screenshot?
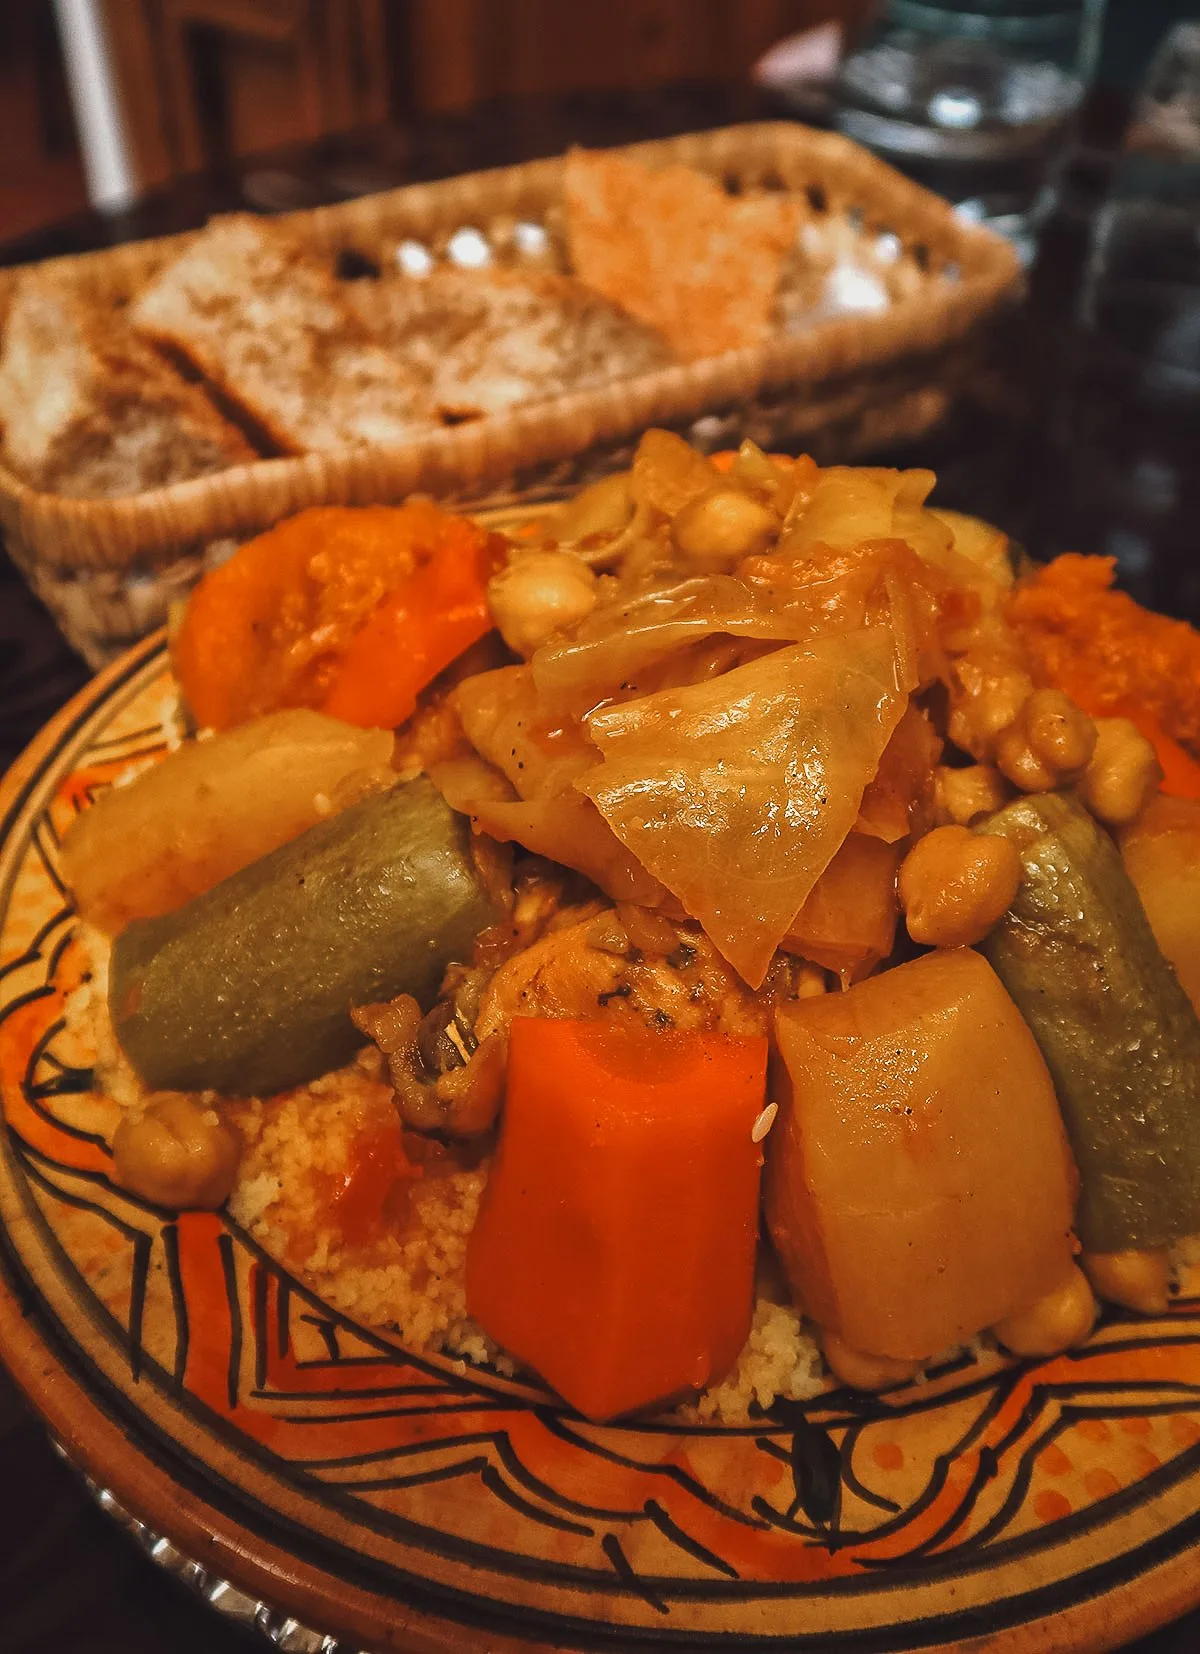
[581,628,907,986]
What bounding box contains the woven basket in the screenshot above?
[0,122,1021,667]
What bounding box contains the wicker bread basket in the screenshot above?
[0,123,1021,667]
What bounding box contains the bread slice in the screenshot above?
[0,270,257,497]
[346,264,673,420]
[563,148,800,361]
[129,215,432,453]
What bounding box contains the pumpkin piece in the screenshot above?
[173,501,501,730]
[465,1018,768,1420]
[1120,794,1200,1015]
[321,523,500,729]
[1007,552,1200,758]
[765,947,1078,1362]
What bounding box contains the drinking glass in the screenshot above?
[833,0,1108,261]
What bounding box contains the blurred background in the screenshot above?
[2,2,868,236]
[0,0,1188,241]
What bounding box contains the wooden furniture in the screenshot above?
[98,0,391,193]
[86,2,871,199]
[406,0,874,113]
[0,4,88,243]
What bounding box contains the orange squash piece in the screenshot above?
[466,1018,768,1420]
[766,948,1078,1362]
[173,501,501,730]
[322,524,499,729]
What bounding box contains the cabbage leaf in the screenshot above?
[581,628,907,986]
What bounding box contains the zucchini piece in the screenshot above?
[979,790,1200,1250]
[109,779,500,1097]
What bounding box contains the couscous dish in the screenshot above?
[60,431,1200,1423]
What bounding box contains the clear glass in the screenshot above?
[1042,20,1200,620]
[833,0,1107,261]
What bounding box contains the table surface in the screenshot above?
[3,79,1200,1654]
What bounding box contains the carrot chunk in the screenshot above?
[466,1018,768,1420]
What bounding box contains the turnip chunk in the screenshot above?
[62,709,393,933]
[1120,795,1200,1016]
[765,947,1079,1363]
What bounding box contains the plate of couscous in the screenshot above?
[4,434,1200,1651]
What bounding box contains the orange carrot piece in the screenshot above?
[466,1018,768,1420]
[322,527,502,729]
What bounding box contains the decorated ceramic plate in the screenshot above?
[5,567,1200,1654]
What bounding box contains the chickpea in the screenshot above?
[822,1330,921,1392]
[992,1265,1097,1358]
[898,824,1023,948]
[996,689,1097,792]
[1081,1248,1172,1316]
[487,551,598,658]
[948,652,1034,759]
[935,763,1010,827]
[1077,718,1163,828]
[671,487,778,567]
[111,1092,241,1210]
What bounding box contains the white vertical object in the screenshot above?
[52,0,138,212]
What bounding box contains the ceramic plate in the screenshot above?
[5,626,1200,1654]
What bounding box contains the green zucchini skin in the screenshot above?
[109,779,499,1097]
[979,790,1200,1251]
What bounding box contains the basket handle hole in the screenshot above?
[335,247,381,280]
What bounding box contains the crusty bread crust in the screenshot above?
[0,270,257,498]
[129,215,431,453]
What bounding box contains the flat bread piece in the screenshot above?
[346,265,672,420]
[563,148,801,362]
[0,271,256,498]
[129,215,432,453]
